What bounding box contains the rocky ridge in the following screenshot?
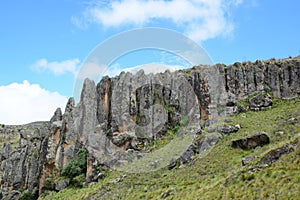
[0,57,300,199]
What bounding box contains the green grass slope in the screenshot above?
[40,98,300,200]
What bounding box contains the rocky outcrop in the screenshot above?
[249,93,273,111]
[232,133,270,150]
[55,179,70,191]
[260,144,295,165]
[217,125,240,135]
[169,132,220,169]
[0,122,50,198]
[0,57,300,198]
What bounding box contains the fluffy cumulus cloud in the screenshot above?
[0,81,68,125]
[32,58,80,75]
[76,0,243,42]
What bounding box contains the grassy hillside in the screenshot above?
[40,97,300,200]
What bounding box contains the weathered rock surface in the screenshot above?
[217,125,240,135]
[249,93,273,111]
[0,57,300,198]
[260,144,294,165]
[242,155,257,166]
[232,133,270,150]
[6,190,21,200]
[0,122,50,198]
[55,179,70,191]
[169,133,220,169]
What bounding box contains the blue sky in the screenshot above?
[0,0,300,124]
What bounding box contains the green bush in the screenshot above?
[20,191,34,200]
[44,178,55,190]
[72,174,86,188]
[61,149,87,179]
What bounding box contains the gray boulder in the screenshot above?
[249,93,272,111]
[180,144,196,164]
[232,133,270,150]
[260,145,294,165]
[55,179,70,191]
[242,155,256,166]
[217,125,239,135]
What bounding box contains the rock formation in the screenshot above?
[0,57,300,198]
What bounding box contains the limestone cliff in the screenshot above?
[0,57,299,198]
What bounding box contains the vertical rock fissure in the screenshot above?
[253,66,257,89]
[224,67,229,92]
[278,65,283,98]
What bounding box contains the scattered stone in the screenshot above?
[242,155,257,166]
[260,145,294,165]
[217,125,239,135]
[232,133,270,150]
[112,178,121,183]
[207,127,217,133]
[194,134,219,153]
[93,172,105,182]
[180,145,195,164]
[288,117,296,121]
[287,118,297,124]
[224,118,233,123]
[168,158,178,170]
[55,179,70,191]
[150,158,163,168]
[249,93,272,111]
[161,188,174,199]
[233,104,249,114]
[235,124,241,130]
[276,131,285,136]
[169,134,220,169]
[255,146,262,150]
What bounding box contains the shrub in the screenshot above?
[20,191,34,200]
[44,178,55,190]
[72,174,86,188]
[61,148,87,179]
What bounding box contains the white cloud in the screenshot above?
[76,0,243,42]
[32,58,80,75]
[0,80,68,125]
